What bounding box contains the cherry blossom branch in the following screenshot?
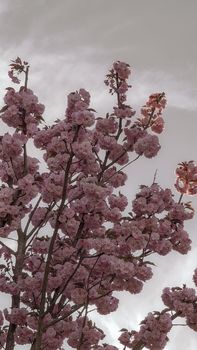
[46,255,84,315]
[131,311,182,350]
[24,65,29,90]
[26,201,56,241]
[23,195,42,235]
[0,58,196,350]
[178,193,184,204]
[98,72,125,181]
[5,226,26,350]
[32,128,80,350]
[143,92,165,130]
[103,154,141,184]
[22,65,30,176]
[77,295,89,350]
[43,304,83,330]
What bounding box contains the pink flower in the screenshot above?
[4,308,28,325]
[31,207,48,227]
[108,193,128,211]
[175,161,197,195]
[131,312,172,349]
[72,110,95,127]
[73,141,94,160]
[96,117,118,134]
[15,326,34,345]
[118,330,132,347]
[113,61,131,80]
[151,116,164,134]
[71,288,87,304]
[96,295,119,314]
[134,134,160,158]
[8,70,20,84]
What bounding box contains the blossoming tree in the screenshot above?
[0,58,196,350]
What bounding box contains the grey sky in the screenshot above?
[0,1,197,349]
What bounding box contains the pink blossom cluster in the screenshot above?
[4,307,28,326]
[1,86,44,136]
[162,285,197,331]
[121,269,197,349]
[104,61,134,115]
[133,133,160,158]
[119,312,172,349]
[137,92,166,134]
[0,185,28,237]
[175,161,197,195]
[0,58,196,350]
[103,62,166,159]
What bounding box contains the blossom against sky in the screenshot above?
[0,1,197,349]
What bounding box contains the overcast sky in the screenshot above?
[0,1,197,349]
